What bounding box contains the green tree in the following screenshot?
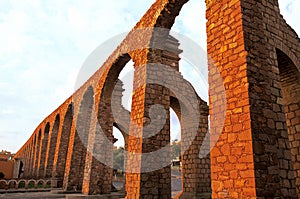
[171,139,181,159]
[113,147,124,171]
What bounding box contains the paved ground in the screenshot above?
[0,191,66,198]
[171,169,182,197]
[0,170,182,198]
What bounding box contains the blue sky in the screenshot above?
[0,0,299,152]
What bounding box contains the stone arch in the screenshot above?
[37,179,45,188]
[38,122,50,177]
[122,2,208,195]
[8,180,18,189]
[275,42,300,72]
[81,55,132,195]
[82,56,135,194]
[109,59,134,152]
[44,114,60,178]
[170,94,210,198]
[53,103,73,187]
[276,48,300,196]
[45,180,51,188]
[12,0,300,198]
[27,179,36,189]
[17,179,26,188]
[0,179,8,190]
[0,180,8,185]
[66,86,94,191]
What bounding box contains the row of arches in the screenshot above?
[14,104,73,186]
[12,32,211,198]
[0,179,52,189]
[11,0,300,198]
[11,0,211,197]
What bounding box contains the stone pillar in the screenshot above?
[34,130,42,178]
[126,61,171,198]
[32,134,38,177]
[25,147,31,178]
[52,104,73,187]
[13,159,21,179]
[29,142,36,178]
[178,96,210,199]
[206,0,297,198]
[125,34,186,199]
[44,116,60,178]
[63,87,93,191]
[82,106,114,195]
[38,124,50,178]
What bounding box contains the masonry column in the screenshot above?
[44,116,60,178]
[38,124,50,178]
[125,54,171,199]
[23,148,30,178]
[125,32,189,198]
[52,104,73,187]
[32,135,38,177]
[29,138,35,177]
[206,0,297,198]
[63,87,93,192]
[34,130,42,178]
[13,159,21,179]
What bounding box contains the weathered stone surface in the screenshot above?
[12,0,299,198]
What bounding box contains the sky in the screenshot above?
[0,0,299,152]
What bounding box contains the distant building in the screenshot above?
[0,150,15,179]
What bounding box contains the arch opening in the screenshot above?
[88,54,132,195]
[171,0,208,103]
[55,103,73,187]
[38,122,50,177]
[277,48,300,195]
[112,125,125,192]
[45,114,60,178]
[18,161,23,178]
[170,107,182,198]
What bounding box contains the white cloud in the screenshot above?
[279,0,300,35]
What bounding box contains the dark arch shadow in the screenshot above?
[45,114,60,178]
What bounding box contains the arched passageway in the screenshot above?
[277,48,300,196]
[44,114,60,178]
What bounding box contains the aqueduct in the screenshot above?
[9,0,300,198]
